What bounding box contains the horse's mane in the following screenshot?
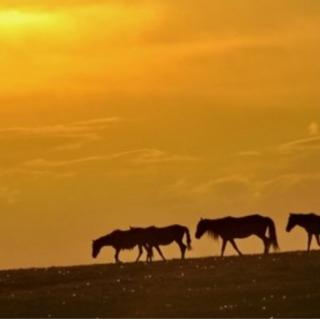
[291,212,320,219]
[95,229,122,242]
[130,226,156,231]
[202,219,221,241]
[207,229,220,241]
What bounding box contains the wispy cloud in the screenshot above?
[235,150,262,158]
[264,172,320,186]
[168,175,253,198]
[167,171,320,207]
[21,148,199,170]
[0,117,120,136]
[234,131,320,160]
[130,149,199,165]
[278,136,320,154]
[0,117,121,151]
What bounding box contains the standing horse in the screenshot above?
[92,229,148,263]
[195,214,279,256]
[130,225,192,261]
[286,213,320,251]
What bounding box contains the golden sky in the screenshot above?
[1,0,320,269]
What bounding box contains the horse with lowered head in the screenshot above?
[130,224,192,261]
[195,214,279,256]
[92,229,148,263]
[286,213,320,251]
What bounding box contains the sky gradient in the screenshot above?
[1,0,320,269]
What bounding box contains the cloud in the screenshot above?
[235,151,262,158]
[167,171,320,210]
[0,117,120,136]
[258,173,320,209]
[308,121,319,136]
[262,173,320,190]
[168,175,254,198]
[278,136,320,154]
[0,186,20,204]
[0,117,121,151]
[2,0,320,102]
[21,148,199,170]
[234,131,320,161]
[130,149,199,165]
[196,175,252,195]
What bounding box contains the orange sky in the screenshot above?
[1,0,320,269]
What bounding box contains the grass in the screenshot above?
[1,251,320,318]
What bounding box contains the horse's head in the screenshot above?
[195,218,208,239]
[286,213,297,232]
[92,239,102,258]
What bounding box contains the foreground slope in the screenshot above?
[1,251,320,318]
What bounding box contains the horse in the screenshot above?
[195,214,279,256]
[286,213,320,251]
[92,229,148,263]
[130,225,192,261]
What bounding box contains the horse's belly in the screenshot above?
[121,243,137,250]
[230,230,255,239]
[157,240,172,246]
[234,233,252,239]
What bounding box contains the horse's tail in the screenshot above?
[267,217,279,250]
[184,227,192,250]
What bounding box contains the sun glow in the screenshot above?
[0,10,57,29]
[0,10,62,34]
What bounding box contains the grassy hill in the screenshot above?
[1,251,320,318]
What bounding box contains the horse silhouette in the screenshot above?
[195,214,279,256]
[92,229,148,263]
[286,213,320,251]
[130,225,192,261]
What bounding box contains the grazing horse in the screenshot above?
[195,214,279,256]
[130,225,192,261]
[286,213,320,251]
[92,229,148,263]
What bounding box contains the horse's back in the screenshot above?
[306,213,320,227]
[219,214,267,224]
[114,229,142,249]
[161,224,188,233]
[239,214,266,220]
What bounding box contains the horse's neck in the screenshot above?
[297,217,315,230]
[98,237,112,248]
[207,220,219,233]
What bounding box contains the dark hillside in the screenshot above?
[1,251,320,318]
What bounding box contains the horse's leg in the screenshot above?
[135,245,143,263]
[230,239,242,256]
[176,240,187,260]
[307,233,312,251]
[155,246,166,261]
[146,246,153,262]
[316,234,320,246]
[221,239,227,257]
[264,237,270,254]
[266,236,271,254]
[257,234,270,254]
[115,249,120,263]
